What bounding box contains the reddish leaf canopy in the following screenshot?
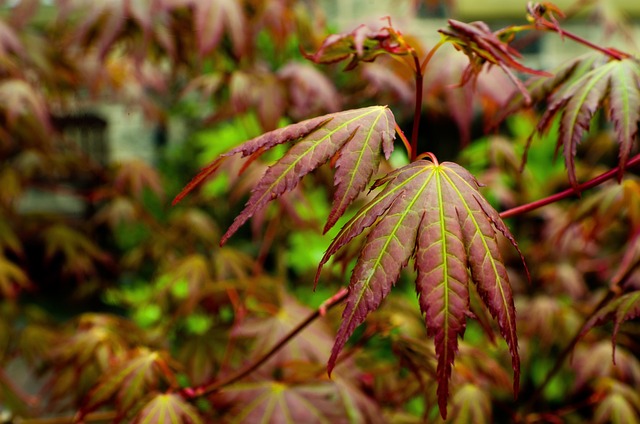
[318,160,525,418]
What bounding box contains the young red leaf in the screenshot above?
[302,21,412,70]
[578,291,640,364]
[535,57,640,187]
[320,160,524,419]
[175,106,396,243]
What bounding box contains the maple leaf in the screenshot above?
[449,383,492,424]
[317,159,525,418]
[532,55,640,187]
[593,379,640,424]
[233,293,334,368]
[578,291,640,364]
[133,392,204,424]
[174,106,396,241]
[81,348,178,418]
[215,379,353,424]
[302,20,412,71]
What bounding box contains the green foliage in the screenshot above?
[1,0,640,423]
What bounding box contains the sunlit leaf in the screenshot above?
[319,159,525,418]
[174,106,396,241]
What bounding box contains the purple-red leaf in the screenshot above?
[535,56,640,187]
[175,106,396,243]
[321,160,523,418]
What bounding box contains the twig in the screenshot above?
[499,153,640,219]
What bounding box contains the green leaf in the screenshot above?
[133,392,204,424]
[319,160,525,419]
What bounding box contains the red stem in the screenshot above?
[410,51,423,162]
[499,153,640,219]
[538,20,629,60]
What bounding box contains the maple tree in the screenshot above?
[1,0,640,423]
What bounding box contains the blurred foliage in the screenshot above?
[0,0,639,423]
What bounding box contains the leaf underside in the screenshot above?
[173,106,396,242]
[532,55,640,187]
[318,160,524,419]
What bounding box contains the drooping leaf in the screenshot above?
[449,383,492,424]
[189,0,247,58]
[439,20,551,102]
[318,159,525,418]
[578,291,640,363]
[133,392,204,424]
[534,56,640,187]
[174,106,396,241]
[302,20,412,71]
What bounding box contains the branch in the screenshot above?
[499,152,640,219]
[182,287,349,399]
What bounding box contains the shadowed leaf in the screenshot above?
[82,348,177,416]
[579,291,640,364]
